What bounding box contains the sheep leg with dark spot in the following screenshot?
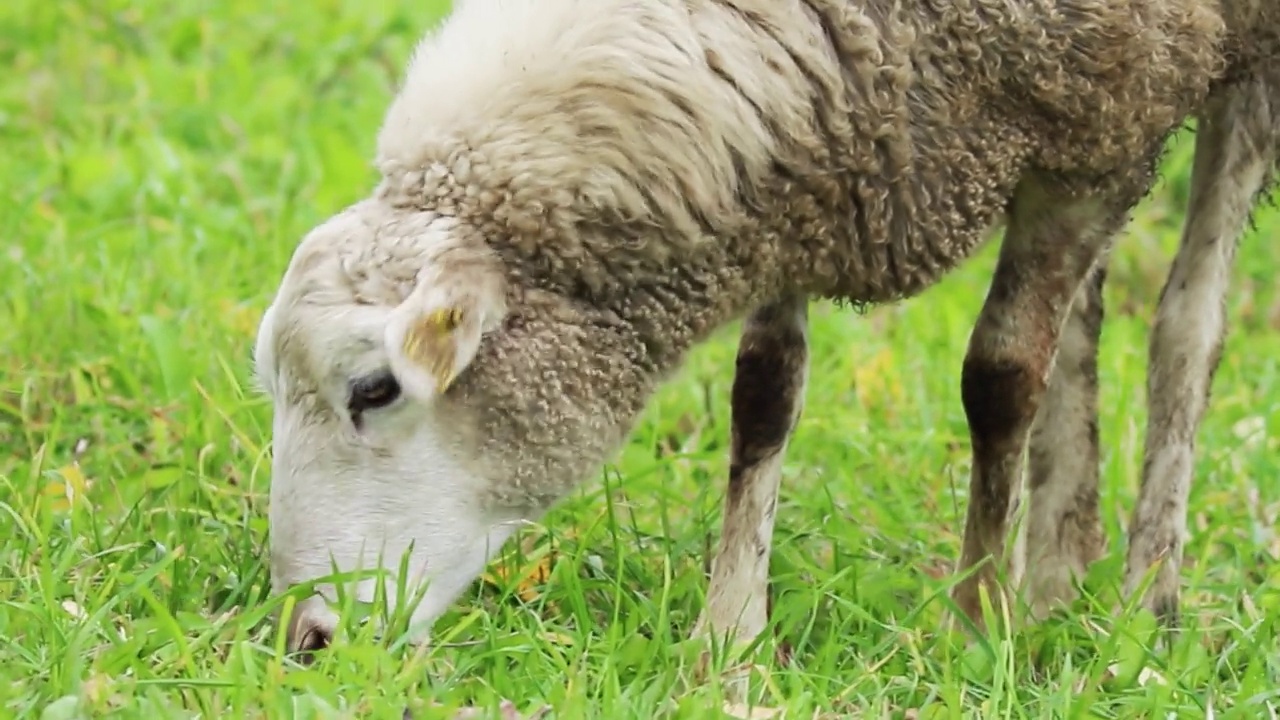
[694,295,809,647]
[1016,259,1108,618]
[1125,75,1278,625]
[952,174,1124,629]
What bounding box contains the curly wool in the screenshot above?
[377,0,1224,299]
[305,0,1236,509]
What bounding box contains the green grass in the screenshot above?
[3,1,1280,718]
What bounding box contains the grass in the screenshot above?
[3,0,1280,717]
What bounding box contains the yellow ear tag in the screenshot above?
[402,307,465,392]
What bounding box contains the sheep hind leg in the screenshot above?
[1125,76,1278,625]
[693,295,809,654]
[1016,259,1109,620]
[951,173,1125,632]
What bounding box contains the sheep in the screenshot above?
[251,0,1228,656]
[1006,49,1280,625]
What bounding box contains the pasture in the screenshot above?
[3,0,1280,717]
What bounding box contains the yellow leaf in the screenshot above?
[43,464,89,513]
[853,347,903,411]
[516,557,554,602]
[539,631,576,646]
[484,545,556,603]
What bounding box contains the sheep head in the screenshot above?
[253,200,524,660]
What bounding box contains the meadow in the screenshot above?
[3,1,1280,718]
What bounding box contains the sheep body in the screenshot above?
[364,0,1224,524]
[377,0,1223,306]
[258,0,1234,651]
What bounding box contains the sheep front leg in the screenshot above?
[694,295,809,648]
[1017,259,1109,618]
[1125,77,1278,624]
[952,175,1123,630]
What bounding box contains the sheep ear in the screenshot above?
[385,266,505,401]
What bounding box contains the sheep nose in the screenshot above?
[284,605,333,664]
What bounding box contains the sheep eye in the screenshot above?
[347,371,402,419]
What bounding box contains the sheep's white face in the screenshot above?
[254,200,518,656]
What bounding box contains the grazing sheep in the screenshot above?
[253,0,1227,655]
[1009,49,1280,625]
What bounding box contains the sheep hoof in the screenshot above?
[682,626,779,704]
[690,640,762,705]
